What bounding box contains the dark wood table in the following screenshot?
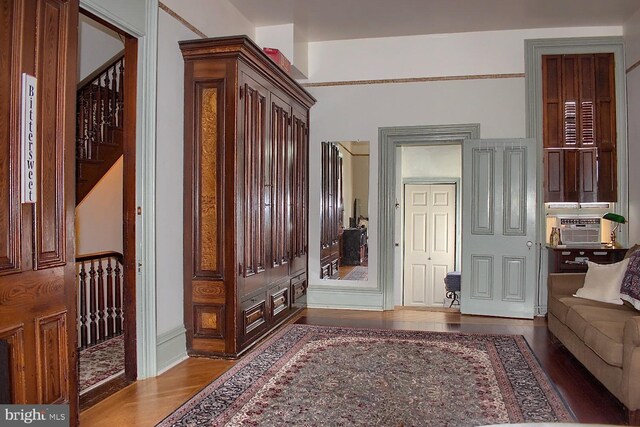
[547,245,627,273]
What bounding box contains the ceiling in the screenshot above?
[229,0,640,42]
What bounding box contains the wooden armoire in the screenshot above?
[181,36,315,357]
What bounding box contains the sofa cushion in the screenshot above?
[584,320,625,367]
[565,304,636,340]
[549,295,615,324]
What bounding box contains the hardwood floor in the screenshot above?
[79,308,628,426]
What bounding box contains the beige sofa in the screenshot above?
[548,273,640,424]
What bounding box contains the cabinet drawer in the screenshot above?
[291,278,307,303]
[321,263,330,279]
[269,287,290,319]
[558,249,614,265]
[241,297,267,336]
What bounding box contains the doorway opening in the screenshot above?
[377,124,480,310]
[75,10,137,408]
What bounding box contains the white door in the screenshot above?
[461,139,536,318]
[404,184,456,307]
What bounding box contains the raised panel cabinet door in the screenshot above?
[290,103,309,273]
[563,149,580,202]
[0,0,78,420]
[543,149,563,202]
[542,55,563,148]
[238,72,268,280]
[579,148,598,203]
[595,53,617,202]
[269,92,291,270]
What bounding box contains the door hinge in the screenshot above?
[239,86,243,99]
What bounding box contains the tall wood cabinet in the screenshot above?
[181,36,315,357]
[543,53,617,202]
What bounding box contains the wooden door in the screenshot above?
[403,184,456,307]
[461,139,536,318]
[0,0,78,419]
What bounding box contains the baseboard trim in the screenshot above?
[308,287,384,310]
[156,325,187,374]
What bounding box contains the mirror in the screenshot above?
[320,141,370,280]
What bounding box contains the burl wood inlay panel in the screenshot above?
[197,85,222,277]
[193,304,224,338]
[0,325,26,403]
[36,311,68,404]
[0,0,20,274]
[35,0,66,269]
[192,280,225,304]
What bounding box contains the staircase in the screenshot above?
[76,52,125,204]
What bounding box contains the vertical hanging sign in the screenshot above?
[21,73,37,203]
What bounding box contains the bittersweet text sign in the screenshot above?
[21,73,37,204]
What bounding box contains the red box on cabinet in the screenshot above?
[263,47,291,74]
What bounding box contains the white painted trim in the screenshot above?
[137,0,159,379]
[79,0,159,379]
[307,287,384,310]
[156,326,187,374]
[80,1,145,37]
[378,124,481,310]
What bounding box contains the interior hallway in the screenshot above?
[79,308,627,426]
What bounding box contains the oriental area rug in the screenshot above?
[158,325,574,427]
[79,334,124,394]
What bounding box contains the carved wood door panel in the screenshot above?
[290,103,308,274]
[0,0,78,419]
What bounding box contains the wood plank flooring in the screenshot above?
[79,308,628,426]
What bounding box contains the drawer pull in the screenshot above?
[593,251,607,256]
[273,295,286,307]
[561,251,571,255]
[246,309,263,324]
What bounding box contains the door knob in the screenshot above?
[526,241,533,250]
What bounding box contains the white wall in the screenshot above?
[401,145,461,178]
[161,0,255,40]
[625,10,640,244]
[78,15,124,82]
[154,0,255,349]
[76,157,124,255]
[352,156,370,218]
[306,25,623,309]
[306,27,621,83]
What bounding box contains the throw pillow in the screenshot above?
[620,249,640,310]
[625,244,640,259]
[574,259,630,305]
